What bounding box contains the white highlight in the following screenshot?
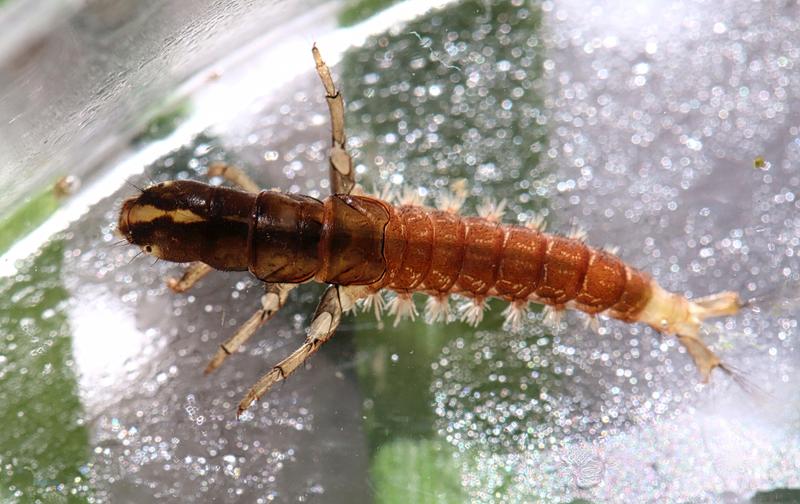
[583,313,601,333]
[524,212,547,231]
[502,300,528,333]
[307,312,333,342]
[542,305,563,330]
[398,185,425,207]
[361,291,385,321]
[387,292,418,327]
[424,295,451,324]
[69,297,150,410]
[567,221,588,242]
[409,31,462,72]
[338,285,368,313]
[260,292,280,313]
[372,182,395,202]
[437,179,468,213]
[459,298,487,327]
[476,197,507,222]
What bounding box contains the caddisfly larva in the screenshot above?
[117,46,745,417]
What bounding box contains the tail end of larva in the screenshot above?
[660,288,741,383]
[642,286,765,397]
[689,291,742,320]
[675,332,722,383]
[676,329,766,399]
[680,291,767,397]
[685,291,740,378]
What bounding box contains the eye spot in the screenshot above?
[145,245,153,253]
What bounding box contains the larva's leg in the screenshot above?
[676,329,761,396]
[675,333,722,381]
[167,261,213,293]
[312,45,357,195]
[205,283,295,374]
[680,290,743,381]
[166,162,259,291]
[206,162,261,194]
[237,284,343,417]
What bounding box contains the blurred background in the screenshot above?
[1,0,799,502]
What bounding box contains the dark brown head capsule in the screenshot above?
[118,180,253,271]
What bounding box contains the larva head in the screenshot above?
[118,180,252,270]
[637,284,743,383]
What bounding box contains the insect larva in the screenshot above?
[117,46,745,417]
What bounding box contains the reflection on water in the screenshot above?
[0,240,91,501]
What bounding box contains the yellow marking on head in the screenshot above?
[171,209,207,223]
[128,204,206,225]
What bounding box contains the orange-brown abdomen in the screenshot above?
[378,204,652,322]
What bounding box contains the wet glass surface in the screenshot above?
[1,0,800,502]
[0,0,330,217]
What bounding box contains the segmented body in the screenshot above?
[376,202,650,324]
[121,180,657,327]
[117,46,745,417]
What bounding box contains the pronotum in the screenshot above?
[118,46,745,417]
